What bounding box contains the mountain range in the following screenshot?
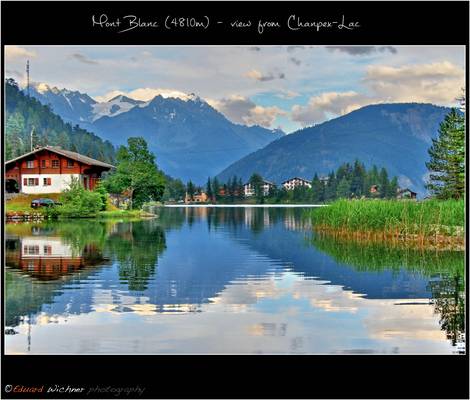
[28,83,284,183]
[26,83,453,195]
[217,103,452,195]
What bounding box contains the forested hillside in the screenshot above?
[5,79,115,163]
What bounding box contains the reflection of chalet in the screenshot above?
[5,145,114,193]
[5,235,106,281]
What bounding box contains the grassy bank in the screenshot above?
[308,199,464,249]
[6,194,155,220]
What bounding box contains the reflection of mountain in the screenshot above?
[5,209,464,336]
[207,209,427,299]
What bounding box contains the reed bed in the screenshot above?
[308,199,465,249]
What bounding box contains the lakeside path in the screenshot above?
[164,204,327,208]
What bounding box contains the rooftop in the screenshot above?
[6,146,115,169]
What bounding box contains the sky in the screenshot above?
[5,45,465,133]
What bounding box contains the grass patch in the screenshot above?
[97,210,155,218]
[308,199,464,248]
[5,193,61,212]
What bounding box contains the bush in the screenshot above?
[58,177,106,218]
[94,181,108,211]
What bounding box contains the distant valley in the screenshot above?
[217,103,453,195]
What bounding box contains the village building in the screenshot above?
[370,184,379,194]
[185,191,209,203]
[5,146,114,194]
[243,180,276,197]
[396,188,417,200]
[319,176,329,185]
[282,177,312,191]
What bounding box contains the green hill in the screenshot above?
[5,79,115,163]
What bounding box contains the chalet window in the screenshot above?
[43,245,52,255]
[41,160,48,168]
[26,178,39,186]
[66,159,74,168]
[43,177,52,186]
[26,160,35,168]
[51,159,60,168]
[24,245,39,255]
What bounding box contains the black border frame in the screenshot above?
[1,2,469,398]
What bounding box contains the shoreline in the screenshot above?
[163,204,327,208]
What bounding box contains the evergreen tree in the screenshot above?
[324,172,336,201]
[351,160,366,196]
[426,108,465,199]
[249,173,265,203]
[388,176,399,198]
[237,177,244,200]
[311,174,324,203]
[379,168,390,198]
[336,177,351,198]
[212,177,220,202]
[206,177,213,201]
[186,180,195,201]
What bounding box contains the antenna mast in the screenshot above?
[26,60,30,97]
[30,126,35,151]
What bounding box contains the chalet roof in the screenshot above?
[397,187,417,195]
[5,146,115,169]
[282,177,311,184]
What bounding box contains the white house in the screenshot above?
[5,146,114,194]
[282,177,312,191]
[243,180,276,197]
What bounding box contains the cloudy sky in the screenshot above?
[5,45,465,133]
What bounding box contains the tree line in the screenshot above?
[164,161,400,204]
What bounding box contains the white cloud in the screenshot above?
[276,90,300,99]
[245,69,285,82]
[363,61,464,104]
[210,95,286,128]
[292,91,372,126]
[291,61,465,126]
[5,46,36,60]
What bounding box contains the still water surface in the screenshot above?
[5,207,465,354]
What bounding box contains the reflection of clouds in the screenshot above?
[208,277,283,307]
[292,280,364,313]
[6,271,454,354]
[363,304,448,341]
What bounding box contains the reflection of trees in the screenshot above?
[311,235,464,276]
[152,207,186,230]
[312,235,465,349]
[105,220,166,291]
[427,273,465,349]
[5,270,57,327]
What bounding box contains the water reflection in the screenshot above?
[4,207,465,354]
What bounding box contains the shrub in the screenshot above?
[58,177,105,218]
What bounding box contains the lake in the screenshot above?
[4,207,465,354]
